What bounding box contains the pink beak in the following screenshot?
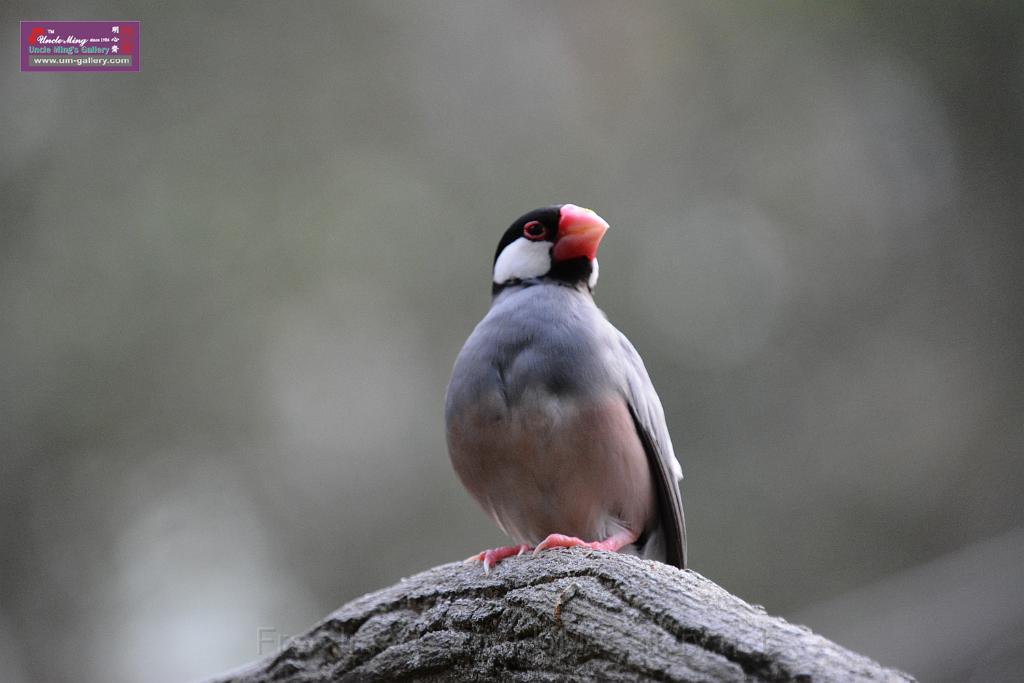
[553,204,610,262]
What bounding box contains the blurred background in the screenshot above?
[2,2,1023,681]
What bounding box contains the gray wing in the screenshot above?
[615,332,687,569]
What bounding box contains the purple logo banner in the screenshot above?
[21,21,140,72]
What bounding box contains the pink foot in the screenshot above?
[465,544,531,574]
[533,529,639,555]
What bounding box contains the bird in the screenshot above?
[445,204,686,572]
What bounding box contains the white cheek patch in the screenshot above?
[493,237,552,284]
[588,258,600,289]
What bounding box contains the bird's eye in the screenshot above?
[523,221,548,240]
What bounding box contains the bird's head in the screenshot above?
[492,204,610,295]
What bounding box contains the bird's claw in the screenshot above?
[533,530,637,555]
[465,544,531,574]
[533,533,597,555]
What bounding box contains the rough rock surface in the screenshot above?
[212,550,915,682]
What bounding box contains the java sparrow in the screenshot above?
[445,204,687,572]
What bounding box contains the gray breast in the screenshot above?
[445,284,655,546]
[446,285,619,411]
